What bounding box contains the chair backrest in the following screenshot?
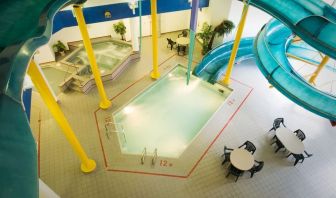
[229,164,243,175]
[294,129,306,141]
[224,146,233,153]
[273,118,284,129]
[182,30,188,37]
[241,141,256,154]
[254,161,264,172]
[293,153,305,160]
[167,38,175,45]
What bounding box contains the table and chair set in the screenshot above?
[269,118,313,166]
[166,30,190,56]
[221,117,313,182]
[222,141,264,182]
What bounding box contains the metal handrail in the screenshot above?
[104,122,127,145]
[152,148,158,166]
[141,147,147,165]
[105,122,124,132]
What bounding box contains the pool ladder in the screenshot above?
[104,122,127,146]
[140,148,158,166]
[141,147,147,165]
[152,148,158,166]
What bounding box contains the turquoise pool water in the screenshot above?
[42,67,70,95]
[113,66,231,158]
[66,41,132,71]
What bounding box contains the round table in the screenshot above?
[176,37,190,45]
[276,128,304,154]
[230,148,254,171]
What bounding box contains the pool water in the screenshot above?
[66,41,132,72]
[113,66,231,158]
[42,67,71,95]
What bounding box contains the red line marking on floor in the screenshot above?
[182,56,200,64]
[93,54,178,169]
[185,87,253,177]
[158,54,177,67]
[231,77,254,89]
[94,111,108,168]
[105,168,187,179]
[105,87,253,178]
[93,54,253,178]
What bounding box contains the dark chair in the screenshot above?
[178,30,188,38]
[248,160,264,178]
[271,137,285,153]
[177,45,186,55]
[293,129,306,141]
[239,141,256,154]
[269,118,286,132]
[286,151,313,166]
[166,38,176,50]
[226,164,243,182]
[221,146,233,165]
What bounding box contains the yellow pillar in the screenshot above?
[308,56,330,84]
[28,61,96,173]
[150,0,160,79]
[73,4,111,109]
[222,2,250,86]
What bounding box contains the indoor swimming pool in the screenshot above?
[113,66,232,158]
[65,40,132,71]
[42,67,72,95]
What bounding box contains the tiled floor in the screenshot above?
[30,32,336,198]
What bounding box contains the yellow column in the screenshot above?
[73,4,111,109]
[150,0,160,79]
[222,2,250,86]
[308,56,330,84]
[28,61,96,173]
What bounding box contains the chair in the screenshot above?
[239,141,256,154]
[268,118,286,132]
[270,137,285,153]
[226,164,243,182]
[177,45,186,55]
[178,30,188,38]
[221,146,233,165]
[166,38,176,50]
[287,153,305,166]
[248,160,264,178]
[286,151,313,166]
[293,129,306,141]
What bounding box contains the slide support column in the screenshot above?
[222,1,249,86]
[73,4,111,109]
[309,55,329,84]
[150,0,160,79]
[28,61,96,173]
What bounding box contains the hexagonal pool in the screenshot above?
[113,66,232,158]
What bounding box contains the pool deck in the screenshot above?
[94,64,252,177]
[29,32,336,198]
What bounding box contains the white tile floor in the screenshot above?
[30,32,336,198]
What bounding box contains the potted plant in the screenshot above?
[196,22,213,55]
[52,40,67,56]
[207,19,235,51]
[113,21,127,41]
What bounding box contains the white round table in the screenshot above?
[276,128,304,154]
[230,148,254,171]
[176,37,190,46]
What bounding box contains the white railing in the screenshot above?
[104,122,127,146]
[141,147,147,165]
[152,148,158,166]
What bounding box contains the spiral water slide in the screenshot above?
[194,0,336,120]
[0,0,84,197]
